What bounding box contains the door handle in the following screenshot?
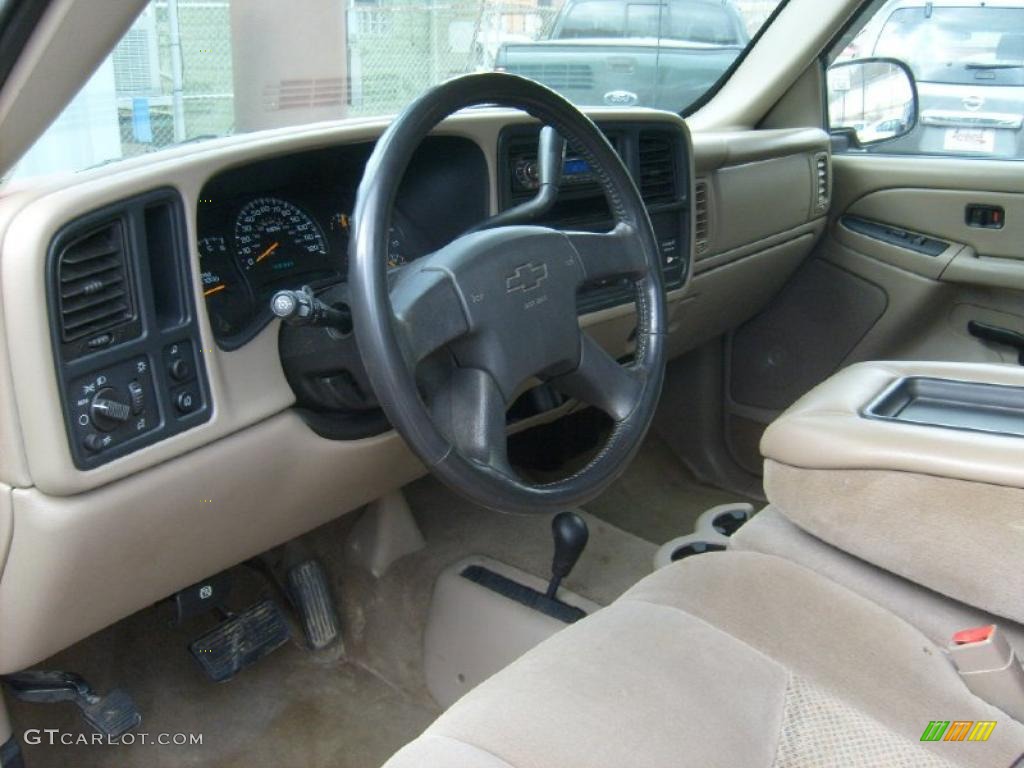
[966,204,1005,229]
[968,320,1024,365]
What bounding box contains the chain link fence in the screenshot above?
[347,1,562,116]
[113,1,234,154]
[109,0,783,147]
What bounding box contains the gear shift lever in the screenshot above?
[546,511,589,600]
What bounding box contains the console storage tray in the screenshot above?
[865,377,1024,437]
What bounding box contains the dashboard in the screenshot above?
[0,107,837,679]
[196,126,690,351]
[196,136,490,349]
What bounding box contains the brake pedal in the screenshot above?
[189,599,290,682]
[2,671,141,739]
[287,559,342,651]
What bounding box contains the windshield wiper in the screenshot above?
[965,62,1024,70]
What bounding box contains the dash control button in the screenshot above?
[128,381,145,414]
[83,434,105,453]
[169,357,192,383]
[175,389,199,415]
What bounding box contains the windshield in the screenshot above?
[9,0,783,182]
[874,6,1024,86]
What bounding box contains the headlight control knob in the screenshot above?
[90,387,131,432]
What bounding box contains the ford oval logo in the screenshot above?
[963,94,985,112]
[604,90,638,107]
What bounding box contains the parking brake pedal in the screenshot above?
[2,671,141,738]
[189,599,290,682]
[287,559,342,651]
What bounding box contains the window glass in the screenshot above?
[665,3,746,44]
[9,0,785,183]
[626,4,662,38]
[875,8,1024,87]
[560,0,624,37]
[828,1,1024,158]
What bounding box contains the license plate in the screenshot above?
[943,128,996,153]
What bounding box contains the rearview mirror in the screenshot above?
[827,57,918,148]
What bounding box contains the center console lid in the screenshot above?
[760,360,1024,625]
[762,360,1024,489]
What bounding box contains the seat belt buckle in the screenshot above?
[948,624,1024,722]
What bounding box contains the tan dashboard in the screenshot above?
[0,109,828,672]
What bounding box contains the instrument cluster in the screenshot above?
[195,137,483,350]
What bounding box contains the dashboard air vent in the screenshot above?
[56,221,134,342]
[638,132,677,205]
[814,152,831,212]
[694,180,710,256]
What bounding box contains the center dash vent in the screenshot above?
[56,220,134,342]
[638,132,677,205]
[694,179,710,257]
[814,152,831,212]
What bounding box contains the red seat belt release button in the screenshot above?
[948,624,1024,722]
[952,625,996,646]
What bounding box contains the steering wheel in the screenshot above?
[348,73,667,513]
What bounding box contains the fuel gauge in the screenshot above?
[199,236,254,340]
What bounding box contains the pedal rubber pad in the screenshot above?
[287,559,342,651]
[189,599,290,682]
[78,688,142,738]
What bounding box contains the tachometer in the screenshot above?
[234,197,328,282]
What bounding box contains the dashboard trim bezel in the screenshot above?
[45,187,213,469]
[0,108,693,497]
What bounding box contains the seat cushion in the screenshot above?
[385,552,1024,768]
[731,505,1024,654]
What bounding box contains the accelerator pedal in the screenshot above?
[2,671,141,738]
[189,599,290,682]
[287,559,342,651]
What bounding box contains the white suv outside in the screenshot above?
[845,0,1024,156]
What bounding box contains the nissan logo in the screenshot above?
[963,94,985,112]
[604,90,638,107]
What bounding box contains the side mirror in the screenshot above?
[827,57,919,149]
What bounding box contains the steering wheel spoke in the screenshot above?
[550,334,643,423]
[429,367,512,475]
[566,223,647,285]
[390,267,471,365]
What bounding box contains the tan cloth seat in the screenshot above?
[732,506,1024,654]
[384,552,1024,768]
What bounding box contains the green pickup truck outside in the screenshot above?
[495,0,751,112]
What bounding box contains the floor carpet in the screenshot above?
[582,434,761,545]
[8,476,656,768]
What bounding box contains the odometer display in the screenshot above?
[234,197,332,291]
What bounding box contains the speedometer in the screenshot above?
[234,197,328,283]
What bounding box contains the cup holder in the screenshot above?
[711,508,752,537]
[653,503,757,570]
[670,541,726,562]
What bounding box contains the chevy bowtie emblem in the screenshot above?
[505,261,548,293]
